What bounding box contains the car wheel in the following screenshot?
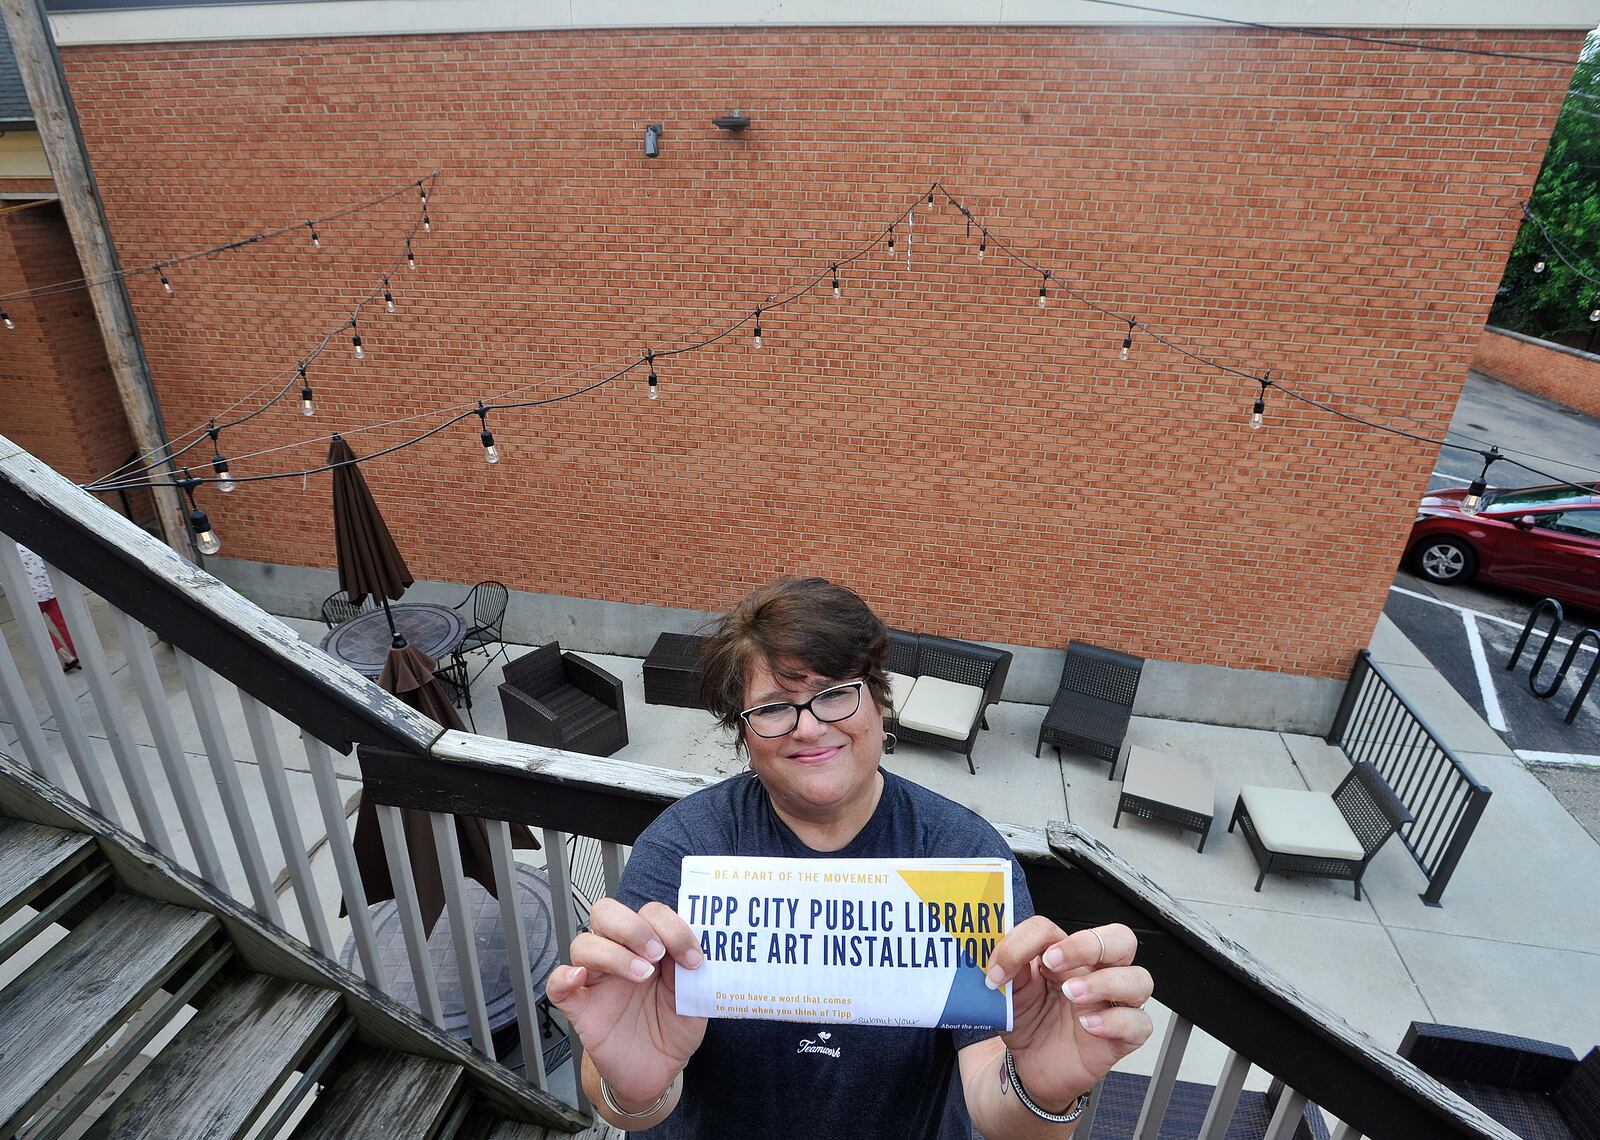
[1412,536,1478,585]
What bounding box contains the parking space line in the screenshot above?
[1462,611,1508,732]
[1390,585,1598,655]
[1516,750,1600,768]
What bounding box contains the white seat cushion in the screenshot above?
[885,671,919,717]
[896,676,985,741]
[1239,785,1365,861]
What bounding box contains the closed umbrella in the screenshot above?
[329,434,413,632]
[347,636,540,933]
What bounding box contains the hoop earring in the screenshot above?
[883,731,897,754]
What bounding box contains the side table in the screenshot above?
[643,632,708,707]
[1114,745,1216,853]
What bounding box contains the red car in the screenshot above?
[1406,482,1600,610]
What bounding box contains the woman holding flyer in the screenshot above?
[547,578,1153,1137]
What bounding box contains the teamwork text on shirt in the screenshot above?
[675,856,1013,1030]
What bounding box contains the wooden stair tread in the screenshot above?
[0,818,93,924]
[290,1045,463,1140]
[0,892,216,1135]
[83,973,343,1140]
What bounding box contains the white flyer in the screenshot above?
[675,855,1014,1030]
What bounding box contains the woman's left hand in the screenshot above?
[984,919,1154,1108]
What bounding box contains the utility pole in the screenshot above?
[1,0,193,556]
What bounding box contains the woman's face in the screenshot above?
[741,656,885,825]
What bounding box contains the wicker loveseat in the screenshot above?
[884,629,1011,774]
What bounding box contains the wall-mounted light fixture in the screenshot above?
[713,110,751,132]
[644,123,663,158]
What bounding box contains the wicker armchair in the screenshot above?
[319,589,378,628]
[498,643,628,757]
[1035,640,1145,777]
[1229,761,1412,901]
[1399,1022,1598,1140]
[1090,1070,1328,1139]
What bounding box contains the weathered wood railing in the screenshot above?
[0,435,1519,1137]
[1326,650,1492,906]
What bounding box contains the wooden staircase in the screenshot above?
[0,756,614,1140]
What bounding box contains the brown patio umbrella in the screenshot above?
[345,632,539,933]
[329,434,413,629]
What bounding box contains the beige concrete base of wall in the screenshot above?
[208,556,1345,737]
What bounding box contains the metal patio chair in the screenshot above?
[319,588,379,628]
[452,579,510,677]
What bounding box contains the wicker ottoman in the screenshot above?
[642,632,708,708]
[1113,745,1216,853]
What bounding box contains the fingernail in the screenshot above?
[570,966,587,985]
[684,947,704,968]
[1043,947,1064,971]
[646,939,666,961]
[985,966,1005,990]
[1065,978,1088,1000]
[631,958,653,979]
[1079,1013,1102,1032]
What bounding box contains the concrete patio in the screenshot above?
[3,588,1598,1112]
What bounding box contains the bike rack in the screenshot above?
[1507,596,1600,724]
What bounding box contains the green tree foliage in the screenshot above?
[1489,32,1600,345]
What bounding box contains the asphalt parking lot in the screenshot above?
[1383,371,1600,836]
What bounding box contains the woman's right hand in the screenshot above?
[545,898,707,1107]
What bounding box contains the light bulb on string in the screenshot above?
[418,181,428,207]
[159,267,173,295]
[646,350,659,400]
[1591,305,1600,323]
[475,402,499,464]
[1120,319,1136,361]
[352,321,364,361]
[753,309,763,350]
[888,226,895,256]
[1534,257,1547,274]
[1250,374,1271,431]
[423,211,432,233]
[1037,272,1050,309]
[406,240,416,271]
[978,234,986,262]
[1,308,12,331]
[1461,448,1501,515]
[179,471,221,556]
[384,279,395,314]
[298,366,315,416]
[832,265,841,298]
[206,423,235,492]
[927,189,935,211]
[307,221,320,248]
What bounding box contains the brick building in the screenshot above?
[3,1,1593,727]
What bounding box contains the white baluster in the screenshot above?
[302,734,376,980]
[489,819,547,1089]
[378,804,443,1025]
[432,811,495,1058]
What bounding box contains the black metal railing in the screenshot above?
[1326,650,1492,907]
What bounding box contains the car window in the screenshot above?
[1541,510,1600,540]
[1486,484,1600,512]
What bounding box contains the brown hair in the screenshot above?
[699,577,892,742]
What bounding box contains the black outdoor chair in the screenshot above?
[1399,1022,1600,1139]
[1228,760,1412,901]
[319,589,378,628]
[452,580,510,676]
[498,642,628,757]
[431,654,477,732]
[1035,640,1145,777]
[1089,1070,1328,1139]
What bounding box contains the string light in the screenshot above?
[1,307,12,330]
[206,424,236,492]
[178,471,221,555]
[888,226,895,256]
[159,268,173,295]
[1250,374,1271,430]
[384,279,395,313]
[832,266,841,298]
[1534,257,1547,274]
[1591,303,1600,323]
[1037,272,1050,309]
[1461,448,1501,514]
[475,402,499,464]
[1120,319,1136,361]
[927,190,935,211]
[352,321,364,361]
[299,366,315,417]
[423,211,432,234]
[406,240,416,271]
[978,233,986,262]
[753,309,763,349]
[419,181,428,208]
[646,350,659,400]
[307,221,320,249]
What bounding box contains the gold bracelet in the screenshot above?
[599,1072,679,1120]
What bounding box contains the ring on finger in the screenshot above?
[1089,927,1106,966]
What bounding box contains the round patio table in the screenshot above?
[319,602,465,678]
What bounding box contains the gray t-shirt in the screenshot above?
[615,767,1035,1140]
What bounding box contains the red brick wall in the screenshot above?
[50,26,1582,678]
[0,199,140,506]
[1472,326,1600,419]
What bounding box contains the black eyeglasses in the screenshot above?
[739,681,865,739]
